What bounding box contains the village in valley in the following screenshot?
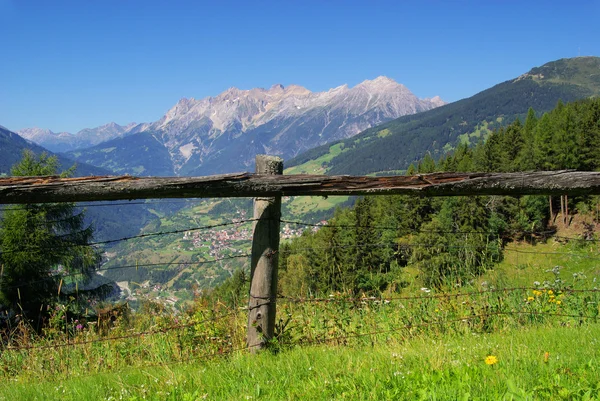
[181,207,327,258]
[113,205,328,309]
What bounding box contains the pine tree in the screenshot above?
[418,153,437,173]
[533,113,555,169]
[473,130,503,172]
[518,108,538,170]
[575,99,600,170]
[501,119,524,172]
[0,151,99,320]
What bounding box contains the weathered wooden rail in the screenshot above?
[3,157,600,352]
[2,170,600,204]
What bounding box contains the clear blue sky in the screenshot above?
[1,0,599,133]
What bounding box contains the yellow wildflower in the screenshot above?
[548,290,554,295]
[527,296,534,302]
[485,355,498,365]
[556,300,562,305]
[532,290,542,296]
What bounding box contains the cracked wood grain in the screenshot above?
[1,171,600,204]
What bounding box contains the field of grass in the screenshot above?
[3,219,600,400]
[284,143,346,175]
[282,195,350,217]
[1,322,598,400]
[483,240,600,290]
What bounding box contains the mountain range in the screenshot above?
[60,77,444,176]
[17,122,141,153]
[0,125,107,176]
[3,56,600,301]
[287,57,600,175]
[4,57,599,183]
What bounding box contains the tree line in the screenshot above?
[273,98,600,297]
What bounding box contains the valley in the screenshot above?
[3,56,600,310]
[3,3,600,398]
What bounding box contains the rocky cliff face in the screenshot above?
[64,77,444,176]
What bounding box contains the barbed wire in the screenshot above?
[279,218,580,238]
[288,310,599,348]
[0,219,257,256]
[279,219,508,236]
[0,199,212,211]
[1,310,239,352]
[1,227,598,292]
[0,254,252,291]
[36,307,599,376]
[3,308,596,357]
[276,287,600,304]
[1,214,596,258]
[505,248,600,260]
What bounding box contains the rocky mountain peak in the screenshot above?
[423,96,446,107]
[131,78,446,174]
[355,76,405,92]
[270,83,285,92]
[284,84,311,96]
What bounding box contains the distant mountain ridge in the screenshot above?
[287,57,600,176]
[64,77,444,176]
[0,125,108,176]
[17,122,140,153]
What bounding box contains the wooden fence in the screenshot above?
[3,155,600,351]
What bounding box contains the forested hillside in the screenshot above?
[287,57,600,175]
[275,97,600,296]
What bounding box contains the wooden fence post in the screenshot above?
[247,155,283,352]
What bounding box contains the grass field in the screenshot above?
[2,220,600,400]
[284,143,346,175]
[282,195,350,217]
[1,322,598,400]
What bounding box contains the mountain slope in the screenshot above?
[66,131,175,176]
[287,57,600,175]
[66,77,444,176]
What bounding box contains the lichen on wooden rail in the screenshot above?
[2,170,600,204]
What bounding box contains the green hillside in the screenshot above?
[287,57,600,175]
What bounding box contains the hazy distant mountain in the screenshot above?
[0,124,177,247]
[18,122,141,153]
[287,57,600,175]
[0,125,107,176]
[66,77,444,176]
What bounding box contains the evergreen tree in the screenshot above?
[501,119,524,172]
[410,196,499,288]
[473,130,503,172]
[533,113,555,169]
[418,153,437,173]
[0,151,99,320]
[574,99,600,170]
[554,105,579,169]
[518,108,538,170]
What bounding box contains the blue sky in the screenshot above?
[1,0,599,133]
